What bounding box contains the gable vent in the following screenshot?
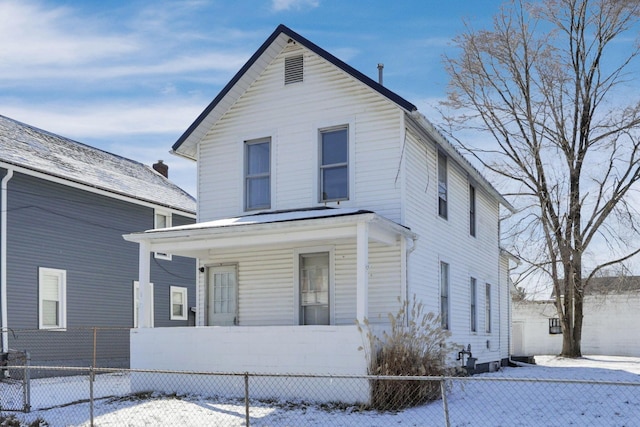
[284,54,303,85]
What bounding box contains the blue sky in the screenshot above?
[0,0,502,195]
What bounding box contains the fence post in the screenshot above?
[23,351,31,413]
[244,372,250,427]
[440,377,450,427]
[90,366,95,427]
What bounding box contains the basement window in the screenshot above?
[549,318,562,334]
[285,54,303,85]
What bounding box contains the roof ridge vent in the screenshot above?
[284,54,303,85]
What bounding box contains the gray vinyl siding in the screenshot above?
[3,171,195,368]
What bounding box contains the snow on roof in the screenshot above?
[0,114,195,214]
[147,207,376,233]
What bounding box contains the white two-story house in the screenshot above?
[124,24,515,402]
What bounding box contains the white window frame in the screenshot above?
[318,125,349,203]
[440,261,450,330]
[294,246,335,325]
[39,267,67,330]
[244,137,271,211]
[170,286,188,321]
[485,283,492,334]
[470,277,477,333]
[154,210,172,260]
[438,151,448,219]
[133,281,155,328]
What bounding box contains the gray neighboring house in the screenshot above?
[0,114,196,368]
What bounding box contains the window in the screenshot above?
[299,252,330,325]
[440,262,449,329]
[284,54,303,84]
[133,281,154,328]
[154,210,172,260]
[319,126,348,202]
[438,152,448,219]
[469,184,476,236]
[485,283,492,333]
[245,138,271,210]
[170,286,188,320]
[39,268,66,329]
[549,318,562,334]
[470,277,477,332]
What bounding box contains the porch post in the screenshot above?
[356,221,369,322]
[138,240,152,328]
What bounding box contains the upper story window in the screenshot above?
[469,184,476,236]
[245,138,271,211]
[319,126,348,202]
[440,261,450,330]
[154,210,172,260]
[39,267,66,329]
[438,151,448,219]
[284,54,303,84]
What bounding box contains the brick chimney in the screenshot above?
[153,160,168,178]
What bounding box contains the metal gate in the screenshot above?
[0,350,31,412]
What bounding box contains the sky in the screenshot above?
[0,0,503,196]
[3,355,640,425]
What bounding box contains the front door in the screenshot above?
[207,265,238,326]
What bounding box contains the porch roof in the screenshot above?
[123,207,415,259]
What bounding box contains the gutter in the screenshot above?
[1,168,13,355]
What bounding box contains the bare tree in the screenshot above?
[442,0,640,357]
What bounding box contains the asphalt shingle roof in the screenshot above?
[0,114,195,214]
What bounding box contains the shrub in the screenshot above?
[357,296,456,410]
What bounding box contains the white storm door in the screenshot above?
[208,265,238,326]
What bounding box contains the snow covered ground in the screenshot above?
[2,355,639,426]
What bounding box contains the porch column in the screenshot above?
[138,240,152,328]
[356,221,369,322]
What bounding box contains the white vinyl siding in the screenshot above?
[39,267,66,329]
[197,45,403,222]
[170,286,188,320]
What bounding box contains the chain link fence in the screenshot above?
[1,364,639,426]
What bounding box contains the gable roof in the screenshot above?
[171,24,513,212]
[551,276,640,297]
[171,24,417,160]
[0,114,196,214]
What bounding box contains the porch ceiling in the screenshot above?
[123,208,414,259]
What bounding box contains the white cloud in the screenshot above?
[271,0,319,12]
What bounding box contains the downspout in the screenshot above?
[1,168,14,354]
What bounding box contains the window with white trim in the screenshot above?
[133,281,154,328]
[440,261,450,329]
[470,277,477,332]
[438,151,448,219]
[469,184,476,236]
[245,138,271,210]
[485,283,492,333]
[39,267,66,329]
[170,286,188,320]
[319,126,349,202]
[154,210,172,260]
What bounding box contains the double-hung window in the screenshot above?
[39,267,66,329]
[469,184,476,236]
[485,283,492,333]
[154,210,172,260]
[245,138,271,210]
[170,286,188,321]
[440,261,450,329]
[470,277,477,332]
[438,152,448,219]
[319,126,348,202]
